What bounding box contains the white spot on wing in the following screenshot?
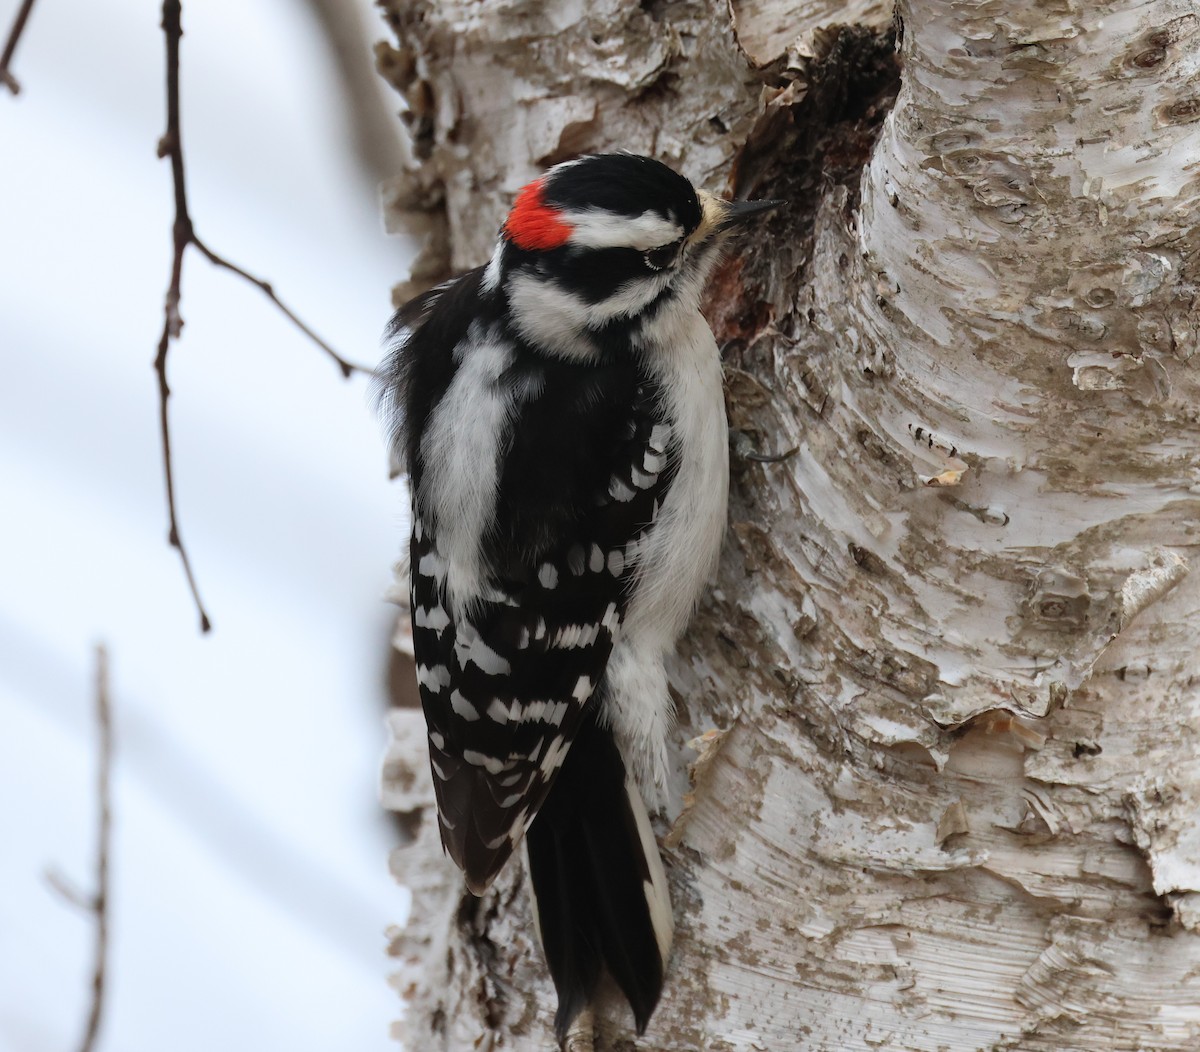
[470,638,511,675]
[463,749,508,775]
[601,602,620,632]
[607,549,625,577]
[552,623,601,649]
[609,476,637,502]
[450,690,479,722]
[483,828,512,849]
[567,545,586,576]
[417,663,451,692]
[486,698,512,723]
[631,465,657,489]
[539,735,571,775]
[417,551,446,579]
[572,675,593,702]
[414,604,451,632]
[589,544,604,573]
[453,621,511,676]
[538,563,559,589]
[519,700,545,723]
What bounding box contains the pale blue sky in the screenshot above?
[0,1,414,1048]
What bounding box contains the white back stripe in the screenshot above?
[418,327,514,615]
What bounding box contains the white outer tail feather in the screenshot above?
[625,763,674,967]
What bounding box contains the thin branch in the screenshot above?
[155,0,210,632]
[154,0,370,633]
[0,0,37,95]
[45,868,98,912]
[43,646,116,1051]
[78,643,114,1052]
[193,237,356,378]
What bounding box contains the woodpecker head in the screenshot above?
[484,153,779,358]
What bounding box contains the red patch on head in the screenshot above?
[503,178,573,251]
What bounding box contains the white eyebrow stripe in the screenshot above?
[563,208,683,251]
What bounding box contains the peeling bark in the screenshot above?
[378,1,1200,1048]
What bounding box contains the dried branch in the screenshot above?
[45,647,115,1052]
[44,868,96,912]
[0,0,37,95]
[191,238,357,378]
[155,0,371,632]
[79,643,114,1052]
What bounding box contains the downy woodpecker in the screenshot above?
[379,153,777,1043]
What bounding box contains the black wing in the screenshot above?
[398,315,676,892]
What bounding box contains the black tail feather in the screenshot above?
[532,825,604,1038]
[526,705,671,1043]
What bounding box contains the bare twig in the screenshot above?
[155,0,370,632]
[192,238,357,378]
[154,0,210,632]
[45,868,97,912]
[0,0,37,95]
[79,643,114,1052]
[43,647,117,1052]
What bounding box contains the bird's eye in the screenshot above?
[644,240,683,271]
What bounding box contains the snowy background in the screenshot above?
[0,1,413,1048]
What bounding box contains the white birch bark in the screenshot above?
[377,1,1200,1048]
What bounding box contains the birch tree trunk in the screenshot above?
[376,1,1200,1048]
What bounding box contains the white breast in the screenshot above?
[627,306,729,645]
[606,302,729,796]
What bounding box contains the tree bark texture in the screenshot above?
[377,2,1200,1048]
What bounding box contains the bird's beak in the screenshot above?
[694,190,784,241]
[718,198,784,230]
